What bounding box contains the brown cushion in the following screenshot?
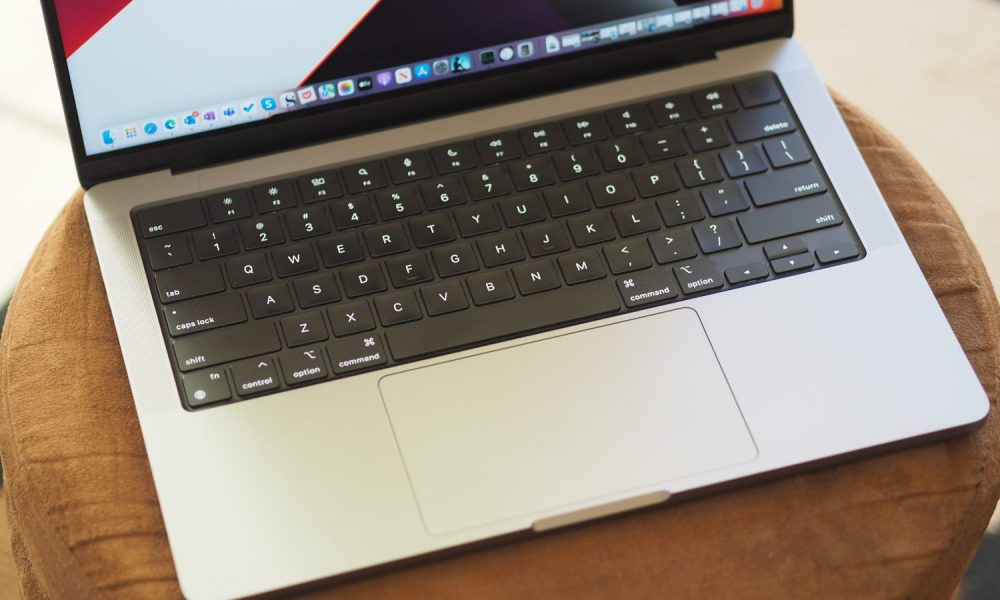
[2,95,998,600]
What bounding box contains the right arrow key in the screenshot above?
[816,241,861,265]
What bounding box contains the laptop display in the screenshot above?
[51,0,783,157]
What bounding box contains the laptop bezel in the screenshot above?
[39,1,794,189]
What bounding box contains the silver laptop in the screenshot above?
[41,1,987,598]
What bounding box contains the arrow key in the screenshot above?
[816,241,861,265]
[763,237,806,259]
[725,263,769,285]
[771,252,815,275]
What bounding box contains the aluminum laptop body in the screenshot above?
[40,1,987,598]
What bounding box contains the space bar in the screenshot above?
[385,281,622,361]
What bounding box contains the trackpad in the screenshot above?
[380,308,757,534]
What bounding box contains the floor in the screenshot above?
[0,0,998,597]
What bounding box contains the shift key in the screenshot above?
[173,321,281,372]
[738,194,844,244]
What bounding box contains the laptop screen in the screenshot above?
[54,0,784,157]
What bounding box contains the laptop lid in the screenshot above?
[41,0,792,188]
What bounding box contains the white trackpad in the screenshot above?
[380,308,757,534]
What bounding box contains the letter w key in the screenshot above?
[273,243,319,277]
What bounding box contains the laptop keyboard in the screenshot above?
[133,72,864,409]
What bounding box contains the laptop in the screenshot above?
[40,1,987,598]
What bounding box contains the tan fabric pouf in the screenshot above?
[1,96,998,600]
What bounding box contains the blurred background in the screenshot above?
[0,0,997,597]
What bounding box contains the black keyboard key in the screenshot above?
[567,212,616,247]
[771,252,815,275]
[341,263,388,297]
[543,184,592,217]
[328,301,376,337]
[596,139,644,171]
[430,142,477,174]
[478,233,525,267]
[328,334,387,375]
[454,204,501,237]
[656,193,705,227]
[278,347,329,385]
[673,258,724,294]
[231,357,281,396]
[701,183,751,217]
[617,269,679,308]
[816,242,861,264]
[612,203,661,237]
[465,167,512,200]
[156,263,225,303]
[363,223,411,257]
[374,187,422,220]
[173,321,280,372]
[633,164,680,198]
[513,260,561,294]
[386,151,433,184]
[553,149,600,181]
[519,124,567,154]
[728,103,796,143]
[475,132,522,164]
[163,293,246,337]
[375,290,424,326]
[420,179,468,210]
[385,279,620,361]
[648,96,697,126]
[558,250,607,284]
[605,105,653,135]
[285,208,332,240]
[684,120,730,152]
[386,253,434,288]
[745,163,827,207]
[589,174,635,207]
[648,230,699,264]
[206,191,251,223]
[509,158,557,191]
[247,283,295,318]
[318,232,364,267]
[563,114,610,145]
[432,242,479,277]
[725,263,769,285]
[227,253,272,287]
[603,241,652,275]
[467,271,516,305]
[183,367,232,408]
[676,155,724,187]
[523,223,571,257]
[720,145,768,178]
[420,281,469,316]
[342,162,388,194]
[297,171,343,203]
[293,272,341,308]
[272,243,318,278]
[137,198,205,238]
[239,215,285,250]
[409,213,456,247]
[692,85,739,117]
[763,238,807,259]
[251,180,299,213]
[147,235,192,270]
[281,311,329,347]
[640,129,687,162]
[738,194,844,243]
[193,227,239,260]
[693,220,743,254]
[330,197,377,229]
[763,134,811,168]
[735,75,782,108]
[499,194,546,227]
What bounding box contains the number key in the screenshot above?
[552,148,600,181]
[284,208,332,240]
[239,215,285,249]
[374,187,422,220]
[464,167,512,200]
[420,178,468,210]
[193,227,239,260]
[596,138,644,171]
